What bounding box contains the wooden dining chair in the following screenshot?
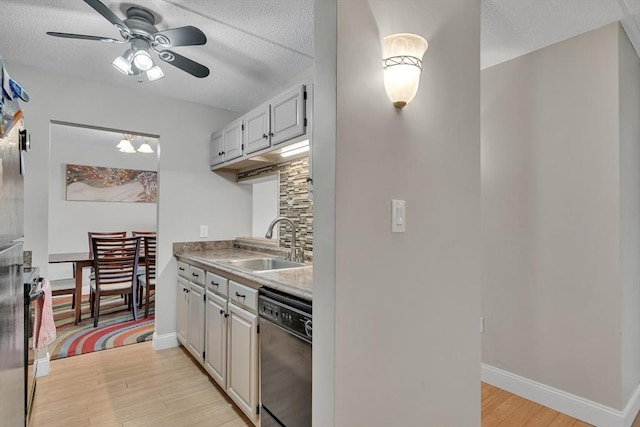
[87,231,128,303]
[138,235,156,317]
[132,231,156,303]
[90,236,141,327]
[88,231,127,257]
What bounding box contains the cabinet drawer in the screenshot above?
[177,261,189,279]
[188,265,205,285]
[229,281,258,313]
[206,271,229,297]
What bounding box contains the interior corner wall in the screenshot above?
[9,61,251,339]
[332,1,481,425]
[618,24,640,406]
[481,23,626,409]
[312,0,337,425]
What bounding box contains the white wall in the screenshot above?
[47,124,157,281]
[251,179,278,238]
[481,23,640,411]
[313,1,481,425]
[10,61,251,340]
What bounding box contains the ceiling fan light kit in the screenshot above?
[47,0,210,82]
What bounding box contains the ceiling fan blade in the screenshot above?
[157,50,210,78]
[153,26,207,47]
[83,0,131,36]
[46,32,123,43]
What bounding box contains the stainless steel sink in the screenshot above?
[226,258,305,271]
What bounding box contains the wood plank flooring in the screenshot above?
[32,342,640,426]
[30,342,251,427]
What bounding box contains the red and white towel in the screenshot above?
[34,278,57,349]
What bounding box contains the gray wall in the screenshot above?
[313,0,481,425]
[619,25,640,406]
[481,23,640,410]
[10,61,251,339]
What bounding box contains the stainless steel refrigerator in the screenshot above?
[0,57,28,427]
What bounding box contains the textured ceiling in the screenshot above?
[482,0,640,69]
[0,0,313,113]
[1,0,639,113]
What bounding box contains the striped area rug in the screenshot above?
[48,295,154,360]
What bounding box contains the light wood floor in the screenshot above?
[32,342,640,427]
[30,342,252,427]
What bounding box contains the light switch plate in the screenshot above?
[199,225,208,238]
[392,199,406,233]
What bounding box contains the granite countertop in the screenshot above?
[175,247,313,301]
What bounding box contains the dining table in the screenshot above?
[48,252,93,325]
[48,251,145,325]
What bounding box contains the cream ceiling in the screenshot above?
[1,0,639,113]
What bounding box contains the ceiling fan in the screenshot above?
[46,0,210,81]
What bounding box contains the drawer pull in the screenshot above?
[219,309,224,315]
[235,291,246,299]
[192,272,199,277]
[179,267,185,271]
[211,281,218,287]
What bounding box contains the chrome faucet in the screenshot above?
[265,216,304,263]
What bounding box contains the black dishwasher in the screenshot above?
[259,287,312,427]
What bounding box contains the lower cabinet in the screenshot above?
[204,291,227,388]
[176,277,189,344]
[177,262,260,426]
[227,302,259,424]
[187,282,205,363]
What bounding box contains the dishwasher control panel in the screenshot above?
[259,293,312,341]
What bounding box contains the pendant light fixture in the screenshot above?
[137,137,154,153]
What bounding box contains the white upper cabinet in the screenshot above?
[210,81,311,171]
[270,84,306,146]
[210,131,224,167]
[223,118,244,162]
[244,104,271,154]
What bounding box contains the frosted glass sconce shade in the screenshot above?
[383,33,428,109]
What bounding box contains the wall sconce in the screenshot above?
[382,33,428,109]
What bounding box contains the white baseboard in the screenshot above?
[481,363,640,427]
[152,332,178,351]
[34,352,50,378]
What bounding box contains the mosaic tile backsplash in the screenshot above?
[238,156,313,255]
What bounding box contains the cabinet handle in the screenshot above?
[235,291,246,299]
[192,272,199,277]
[218,151,222,156]
[224,313,229,318]
[179,267,185,271]
[211,281,218,287]
[269,132,274,137]
[221,151,225,155]
[220,309,224,315]
[262,133,268,139]
[185,289,190,293]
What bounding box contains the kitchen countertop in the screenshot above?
[175,248,313,302]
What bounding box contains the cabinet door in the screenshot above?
[210,131,224,167]
[176,277,189,345]
[227,302,259,423]
[244,104,271,154]
[270,84,305,145]
[204,291,227,388]
[187,282,205,363]
[223,118,244,162]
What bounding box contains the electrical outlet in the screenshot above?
[199,225,208,238]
